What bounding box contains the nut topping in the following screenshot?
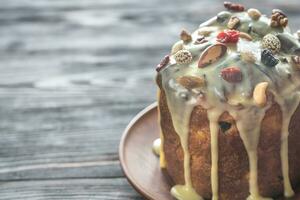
[180,29,192,43]
[227,16,240,29]
[270,9,288,28]
[198,44,227,68]
[177,76,206,89]
[253,82,269,107]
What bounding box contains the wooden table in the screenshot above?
[0,0,299,199]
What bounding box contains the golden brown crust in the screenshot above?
[158,84,300,200]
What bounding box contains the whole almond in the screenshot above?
[221,67,242,83]
[198,44,227,68]
[177,76,206,89]
[180,29,192,43]
[171,41,183,55]
[247,8,261,20]
[253,82,269,107]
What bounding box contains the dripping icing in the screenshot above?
[152,138,161,156]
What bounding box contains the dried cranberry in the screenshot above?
[221,66,242,83]
[217,30,240,43]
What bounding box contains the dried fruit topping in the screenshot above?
[261,49,279,67]
[239,32,252,41]
[221,67,242,83]
[224,2,245,12]
[174,50,193,65]
[180,29,192,43]
[247,8,261,20]
[270,9,288,28]
[177,75,206,89]
[198,44,227,68]
[171,41,183,55]
[217,30,240,43]
[227,16,240,29]
[156,55,170,72]
[194,36,208,44]
[291,55,300,69]
[241,51,256,63]
[253,82,269,107]
[262,34,281,53]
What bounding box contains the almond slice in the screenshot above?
[198,44,227,68]
[177,76,206,89]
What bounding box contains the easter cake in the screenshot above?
[154,2,300,200]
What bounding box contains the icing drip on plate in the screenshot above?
[152,138,161,156]
[155,2,300,200]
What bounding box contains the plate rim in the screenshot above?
[119,102,159,200]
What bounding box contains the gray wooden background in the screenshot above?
[0,0,300,199]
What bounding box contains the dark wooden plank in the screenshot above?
[0,178,143,200]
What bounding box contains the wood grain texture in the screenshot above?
[0,0,300,199]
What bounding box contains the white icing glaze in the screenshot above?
[152,138,161,156]
[157,8,300,200]
[275,91,300,197]
[207,109,223,200]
